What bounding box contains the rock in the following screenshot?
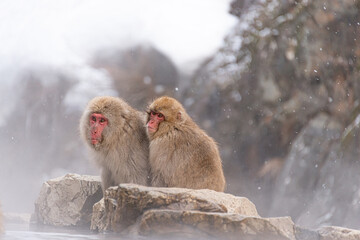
[98,184,259,232]
[293,225,360,240]
[136,209,296,240]
[33,173,102,228]
[317,226,360,240]
[32,176,360,240]
[90,199,106,231]
[294,226,320,240]
[269,113,342,219]
[269,111,360,229]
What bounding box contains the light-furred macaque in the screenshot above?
[146,96,226,192]
[80,96,149,193]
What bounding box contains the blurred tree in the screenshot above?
[93,45,179,109]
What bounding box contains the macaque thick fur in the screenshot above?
[80,96,149,192]
[146,96,226,192]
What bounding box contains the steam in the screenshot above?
[0,0,236,213]
[0,0,236,66]
[0,0,236,120]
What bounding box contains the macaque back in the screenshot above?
[146,96,226,192]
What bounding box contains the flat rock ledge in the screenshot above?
[33,174,360,240]
[93,184,259,233]
[135,210,295,240]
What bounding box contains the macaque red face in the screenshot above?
[147,111,164,133]
[89,113,108,145]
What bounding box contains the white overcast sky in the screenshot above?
[0,0,237,123]
[0,0,237,69]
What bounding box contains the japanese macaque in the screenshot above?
[146,96,226,192]
[80,96,149,193]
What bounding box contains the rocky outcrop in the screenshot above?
[295,226,360,240]
[90,199,106,232]
[187,0,360,170]
[93,184,299,239]
[135,210,295,240]
[269,113,342,220]
[268,111,360,229]
[92,184,259,232]
[33,175,360,239]
[317,226,360,240]
[33,174,102,228]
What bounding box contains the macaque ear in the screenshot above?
[177,111,182,121]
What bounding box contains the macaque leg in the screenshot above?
[101,168,115,194]
[151,174,166,187]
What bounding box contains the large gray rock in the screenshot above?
[94,184,259,232]
[33,176,360,240]
[270,112,360,229]
[269,113,342,218]
[136,209,296,240]
[33,173,102,227]
[90,199,106,231]
[317,226,360,240]
[294,225,360,240]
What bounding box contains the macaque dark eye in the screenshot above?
[100,118,105,123]
[91,116,96,122]
[158,113,164,118]
[151,111,156,116]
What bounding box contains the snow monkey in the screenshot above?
[80,96,149,193]
[146,96,226,192]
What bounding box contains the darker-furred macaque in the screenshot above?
[146,96,226,192]
[80,96,149,193]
